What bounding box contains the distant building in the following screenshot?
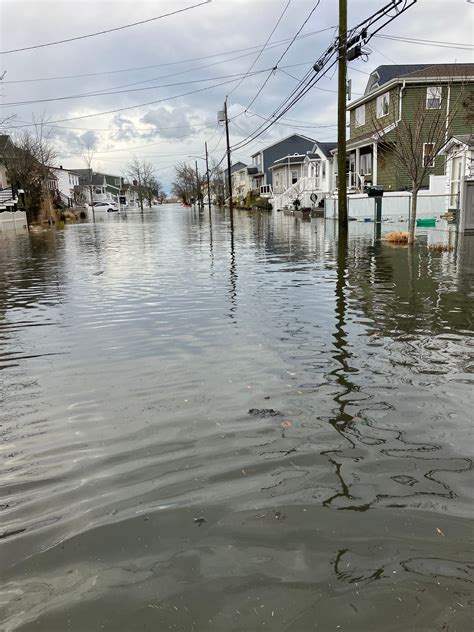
[269,141,337,209]
[50,166,80,206]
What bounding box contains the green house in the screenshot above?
[340,64,474,192]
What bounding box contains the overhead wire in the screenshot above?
[245,0,323,111]
[227,0,291,97]
[0,1,211,55]
[1,26,337,84]
[1,69,272,107]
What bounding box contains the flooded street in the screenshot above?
[1,206,473,631]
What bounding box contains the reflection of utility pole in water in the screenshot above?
[228,215,237,320]
[322,231,361,510]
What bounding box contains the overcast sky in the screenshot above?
[1,0,473,191]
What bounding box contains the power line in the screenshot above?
[1,68,271,107]
[0,1,211,55]
[6,76,242,125]
[227,0,291,97]
[1,27,336,84]
[245,0,324,111]
[374,33,474,50]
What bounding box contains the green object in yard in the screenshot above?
[416,218,436,227]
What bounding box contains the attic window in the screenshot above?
[376,92,390,118]
[426,86,442,110]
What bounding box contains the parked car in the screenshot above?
[93,201,119,212]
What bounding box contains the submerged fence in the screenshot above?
[325,192,456,222]
[0,210,28,234]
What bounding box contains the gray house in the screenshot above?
[250,134,315,193]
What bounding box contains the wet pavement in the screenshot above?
[0,206,473,631]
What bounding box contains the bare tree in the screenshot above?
[126,157,155,210]
[4,122,56,223]
[0,71,16,130]
[81,143,96,206]
[171,162,198,205]
[209,158,225,206]
[374,80,471,243]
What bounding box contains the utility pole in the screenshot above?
[205,141,211,214]
[224,98,233,215]
[337,0,348,234]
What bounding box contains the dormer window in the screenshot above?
[376,92,390,118]
[426,86,442,110]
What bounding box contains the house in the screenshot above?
[340,63,474,193]
[270,141,337,209]
[50,166,80,207]
[249,134,315,194]
[224,161,247,197]
[439,134,474,233]
[74,169,124,205]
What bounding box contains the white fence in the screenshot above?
[0,211,28,234]
[325,192,453,222]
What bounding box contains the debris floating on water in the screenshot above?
[194,517,206,526]
[249,408,282,418]
[383,231,412,244]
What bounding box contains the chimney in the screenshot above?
[59,165,63,169]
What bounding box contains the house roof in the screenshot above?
[316,141,337,158]
[225,162,247,175]
[438,134,474,155]
[246,166,259,175]
[270,154,306,168]
[365,65,431,93]
[231,161,247,173]
[251,133,315,157]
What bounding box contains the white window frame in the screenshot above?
[355,105,365,128]
[426,86,442,110]
[423,143,436,168]
[291,170,298,184]
[376,92,390,118]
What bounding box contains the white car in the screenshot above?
[93,201,119,212]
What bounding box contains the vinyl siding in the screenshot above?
[349,86,400,138]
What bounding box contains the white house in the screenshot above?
[270,141,337,209]
[439,134,474,233]
[51,166,80,206]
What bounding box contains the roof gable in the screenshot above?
[251,133,315,157]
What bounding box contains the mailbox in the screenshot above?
[366,185,384,197]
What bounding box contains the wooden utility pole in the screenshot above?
[224,98,233,214]
[205,141,211,214]
[337,0,348,233]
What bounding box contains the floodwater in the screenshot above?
[0,206,473,632]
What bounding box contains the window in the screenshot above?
[360,153,372,176]
[426,86,442,110]
[423,143,435,168]
[291,170,298,184]
[355,105,365,127]
[376,92,390,118]
[321,162,326,178]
